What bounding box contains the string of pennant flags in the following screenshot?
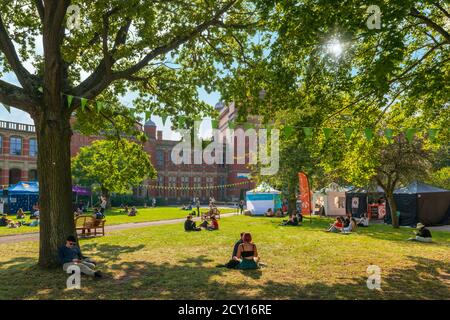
[0,180,253,191]
[1,93,446,143]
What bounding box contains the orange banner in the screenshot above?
[298,172,311,215]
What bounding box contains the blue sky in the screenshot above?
[0,71,219,141]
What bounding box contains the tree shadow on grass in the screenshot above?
[1,246,448,300]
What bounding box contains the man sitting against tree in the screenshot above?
[58,235,102,278]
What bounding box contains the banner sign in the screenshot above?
[298,172,311,215]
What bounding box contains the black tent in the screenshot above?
[385,182,450,227]
[345,186,388,218]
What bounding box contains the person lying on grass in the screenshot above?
[233,233,260,270]
[58,235,102,278]
[326,217,343,232]
[22,217,39,227]
[280,213,299,226]
[184,215,201,231]
[408,223,432,243]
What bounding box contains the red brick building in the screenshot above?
[0,104,255,203]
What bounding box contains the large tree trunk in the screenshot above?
[35,112,75,267]
[386,192,399,228]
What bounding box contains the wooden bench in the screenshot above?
[75,215,106,237]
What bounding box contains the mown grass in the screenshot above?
[0,206,237,236]
[0,215,449,300]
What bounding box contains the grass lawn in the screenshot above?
[0,215,449,300]
[0,206,237,236]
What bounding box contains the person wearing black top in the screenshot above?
[408,223,432,243]
[216,233,244,268]
[184,215,201,231]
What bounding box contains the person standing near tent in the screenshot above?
[408,223,432,243]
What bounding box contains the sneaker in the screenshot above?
[94,271,103,278]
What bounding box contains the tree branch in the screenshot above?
[0,14,35,93]
[410,7,450,43]
[433,2,450,19]
[0,80,36,111]
[34,0,45,22]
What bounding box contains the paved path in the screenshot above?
[0,212,239,245]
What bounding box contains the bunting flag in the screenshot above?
[303,127,313,137]
[283,126,294,138]
[96,101,104,113]
[364,128,373,141]
[1,103,11,113]
[145,111,152,122]
[80,97,88,111]
[211,119,219,129]
[405,128,416,143]
[344,127,354,139]
[161,114,168,126]
[323,128,333,139]
[244,122,255,130]
[67,95,74,108]
[427,128,439,142]
[384,128,394,141]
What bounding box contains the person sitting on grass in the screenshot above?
[128,206,137,216]
[296,210,303,223]
[357,213,369,227]
[0,214,9,227]
[216,232,244,268]
[265,208,274,217]
[342,218,357,234]
[30,209,40,219]
[327,216,343,232]
[23,217,40,227]
[281,213,299,226]
[16,208,25,219]
[58,235,102,278]
[184,215,201,231]
[233,232,260,270]
[123,205,129,214]
[207,215,219,231]
[408,223,432,243]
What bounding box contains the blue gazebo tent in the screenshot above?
[7,181,39,214]
[246,183,282,216]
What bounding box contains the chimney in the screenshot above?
[157,130,163,140]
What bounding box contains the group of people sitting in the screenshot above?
[184,214,219,231]
[264,205,290,218]
[280,212,303,226]
[122,205,138,216]
[181,204,193,211]
[326,212,358,233]
[0,208,40,228]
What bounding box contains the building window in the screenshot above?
[156,150,164,167]
[181,176,189,198]
[29,169,38,181]
[10,136,22,155]
[29,138,38,157]
[169,176,177,197]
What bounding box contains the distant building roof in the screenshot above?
[394,181,449,194]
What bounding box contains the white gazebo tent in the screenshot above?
[312,183,348,216]
[246,183,282,216]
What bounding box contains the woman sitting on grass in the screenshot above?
[327,216,343,232]
[128,206,137,216]
[16,208,25,219]
[265,208,274,217]
[357,213,369,227]
[342,218,357,234]
[207,215,219,231]
[233,233,260,269]
[281,213,299,226]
